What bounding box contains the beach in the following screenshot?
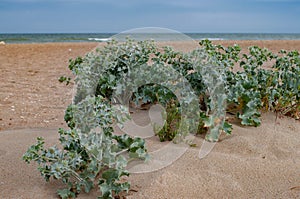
[0,41,300,198]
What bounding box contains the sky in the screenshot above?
[0,0,299,33]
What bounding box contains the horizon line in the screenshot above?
[1,32,300,34]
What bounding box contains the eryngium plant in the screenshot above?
[23,96,148,199]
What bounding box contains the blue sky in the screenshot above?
[0,0,299,33]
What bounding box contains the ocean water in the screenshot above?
[0,33,300,44]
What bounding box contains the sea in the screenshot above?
[1,33,300,44]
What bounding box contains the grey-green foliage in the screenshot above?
[191,49,228,141]
[23,96,148,199]
[64,38,230,142]
[274,50,300,116]
[154,45,230,141]
[74,39,157,104]
[200,39,300,123]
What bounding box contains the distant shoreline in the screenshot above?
[1,33,300,44]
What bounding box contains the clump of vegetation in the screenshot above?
[23,38,299,198]
[23,96,148,199]
[199,40,299,123]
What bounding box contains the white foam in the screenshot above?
[199,38,224,41]
[88,37,112,42]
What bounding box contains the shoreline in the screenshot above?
[2,39,300,43]
[1,32,300,44]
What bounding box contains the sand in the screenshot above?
[0,43,99,131]
[0,41,299,198]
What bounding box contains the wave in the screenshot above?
[198,38,224,41]
[88,37,112,42]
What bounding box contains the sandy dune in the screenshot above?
[0,41,299,198]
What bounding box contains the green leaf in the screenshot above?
[57,189,76,199]
[223,121,232,135]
